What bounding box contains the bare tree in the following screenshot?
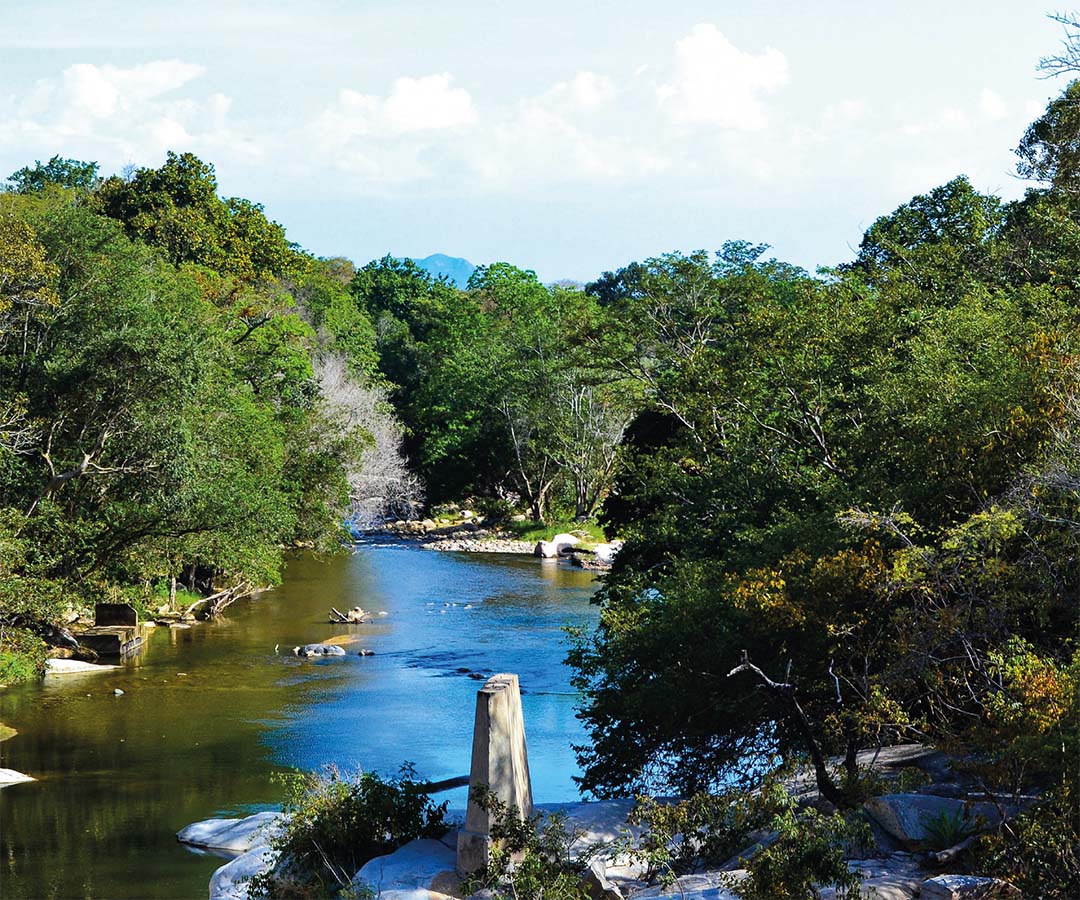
[546,377,634,520]
[314,354,422,528]
[1040,12,1080,77]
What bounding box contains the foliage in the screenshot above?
[731,806,869,900]
[461,785,595,900]
[0,154,411,676]
[252,766,447,899]
[621,786,783,884]
[974,787,1080,900]
[6,156,99,194]
[0,627,46,684]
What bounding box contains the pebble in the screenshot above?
[114,689,124,696]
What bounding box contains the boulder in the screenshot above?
[534,534,580,558]
[583,858,624,900]
[920,875,1021,900]
[292,643,347,658]
[209,844,277,900]
[551,533,581,554]
[177,811,283,855]
[45,659,119,675]
[352,835,460,898]
[592,542,623,565]
[863,794,1005,849]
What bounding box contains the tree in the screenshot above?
[571,224,1074,798]
[94,151,300,280]
[7,156,99,194]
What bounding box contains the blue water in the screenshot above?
[0,545,600,899]
[266,546,600,806]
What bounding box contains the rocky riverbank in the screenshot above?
[180,745,1025,900]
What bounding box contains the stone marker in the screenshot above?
[457,673,533,874]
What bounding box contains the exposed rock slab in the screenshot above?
[209,844,277,900]
[45,658,119,675]
[177,811,282,855]
[863,794,1005,848]
[921,874,1021,899]
[353,834,460,898]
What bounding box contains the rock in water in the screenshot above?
[0,768,35,786]
[292,644,347,658]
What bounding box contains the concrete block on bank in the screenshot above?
[457,673,533,874]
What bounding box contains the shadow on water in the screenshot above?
[0,546,599,899]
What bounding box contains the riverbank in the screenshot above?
[362,513,618,565]
[181,744,1025,900]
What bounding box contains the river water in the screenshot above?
[0,545,600,899]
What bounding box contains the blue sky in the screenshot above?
[0,1,1066,280]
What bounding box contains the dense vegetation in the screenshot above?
[0,153,409,681]
[2,26,1080,899]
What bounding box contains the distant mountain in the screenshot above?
[409,253,476,289]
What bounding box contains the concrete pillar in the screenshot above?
[456,673,533,874]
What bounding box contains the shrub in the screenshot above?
[461,785,597,900]
[0,626,47,684]
[731,806,871,900]
[250,765,448,898]
[974,788,1080,900]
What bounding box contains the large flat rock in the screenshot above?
[209,844,277,900]
[863,794,1003,848]
[178,811,282,856]
[353,834,460,897]
[45,658,119,675]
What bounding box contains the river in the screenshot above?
[0,545,600,899]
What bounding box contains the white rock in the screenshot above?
[45,659,119,675]
[551,533,581,554]
[177,811,283,855]
[209,844,277,900]
[921,874,1021,899]
[863,794,1004,847]
[352,835,459,897]
[0,768,35,786]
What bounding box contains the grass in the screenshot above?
[503,518,608,545]
[149,582,205,609]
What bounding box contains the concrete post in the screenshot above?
[456,673,533,874]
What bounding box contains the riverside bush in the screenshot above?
[250,765,447,899]
[461,785,596,900]
[0,627,45,684]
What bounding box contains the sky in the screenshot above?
[0,1,1069,281]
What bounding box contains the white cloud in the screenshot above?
[383,74,476,132]
[658,23,788,130]
[979,89,1008,120]
[61,60,206,119]
[543,71,617,111]
[824,99,865,124]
